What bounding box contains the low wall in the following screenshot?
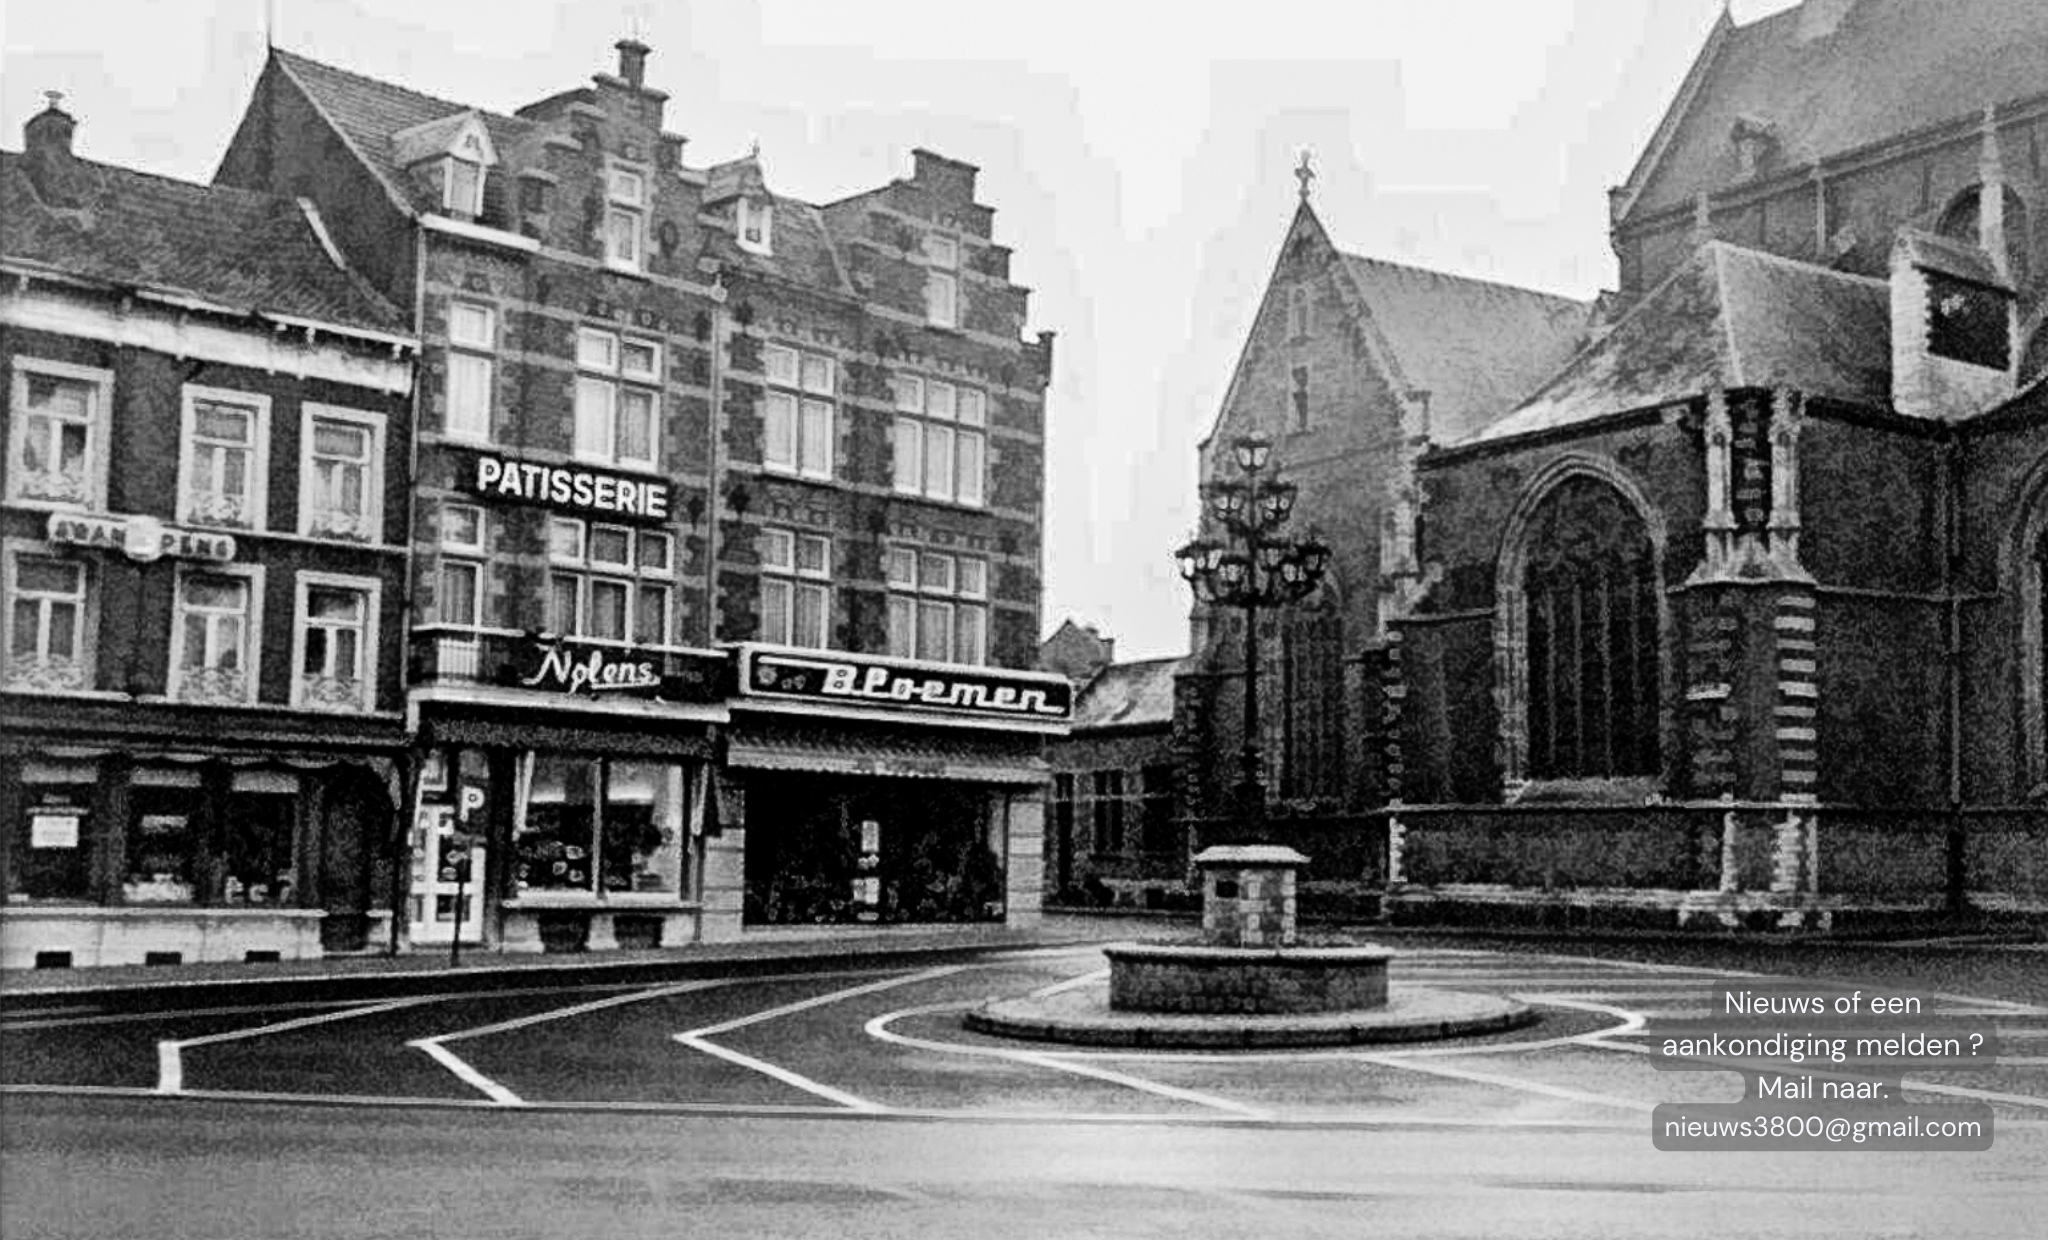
[1105,943,1391,1014]
[1,907,328,969]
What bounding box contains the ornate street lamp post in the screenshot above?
[1175,435,1331,834]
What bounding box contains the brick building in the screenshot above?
[1378,0,2048,926]
[2,97,418,966]
[1038,624,1184,907]
[212,39,1061,953]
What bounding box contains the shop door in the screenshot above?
[409,801,484,944]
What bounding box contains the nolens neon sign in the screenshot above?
[520,644,661,695]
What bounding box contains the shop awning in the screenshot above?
[725,735,1049,785]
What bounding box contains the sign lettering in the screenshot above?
[509,637,725,704]
[462,452,671,522]
[742,649,1072,721]
[46,512,236,563]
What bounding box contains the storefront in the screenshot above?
[405,632,729,953]
[725,645,1072,930]
[1,701,403,969]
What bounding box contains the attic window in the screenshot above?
[604,167,647,272]
[445,157,483,217]
[738,197,773,256]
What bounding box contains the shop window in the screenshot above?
[1139,763,1178,855]
[518,755,687,896]
[574,328,660,470]
[445,301,495,442]
[604,166,647,272]
[171,566,262,705]
[299,405,385,542]
[761,344,835,480]
[1091,769,1125,855]
[6,356,110,507]
[891,375,986,506]
[1519,475,1662,780]
[547,518,673,646]
[293,574,379,712]
[884,545,987,665]
[759,528,830,648]
[4,546,93,693]
[179,386,270,531]
[125,769,203,905]
[12,762,95,902]
[222,778,297,906]
[924,233,959,328]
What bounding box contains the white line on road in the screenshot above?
[156,997,440,1095]
[411,1039,525,1106]
[1351,1050,1657,1113]
[674,1034,884,1111]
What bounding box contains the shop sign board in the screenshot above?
[46,511,236,563]
[512,637,725,704]
[29,810,81,849]
[739,648,1073,721]
[457,450,671,523]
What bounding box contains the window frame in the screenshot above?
[168,562,266,706]
[737,196,774,255]
[290,571,382,713]
[433,503,486,630]
[923,233,960,329]
[603,164,649,273]
[298,403,387,544]
[573,327,662,471]
[1090,768,1126,857]
[2,541,96,693]
[758,527,832,649]
[444,301,496,443]
[760,344,836,481]
[883,543,989,665]
[890,373,988,507]
[177,384,272,532]
[545,517,674,647]
[6,356,113,510]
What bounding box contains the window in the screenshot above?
[1049,772,1076,892]
[1292,364,1311,432]
[434,504,486,629]
[12,761,96,902]
[445,301,495,442]
[891,375,987,506]
[924,233,959,328]
[299,405,385,542]
[1090,769,1125,856]
[293,575,379,712]
[7,357,110,507]
[179,387,270,530]
[605,166,647,271]
[547,518,673,645]
[885,545,987,665]
[1288,284,1311,338]
[738,196,773,255]
[1272,604,1343,800]
[759,528,830,648]
[517,755,689,896]
[574,328,661,470]
[4,548,92,692]
[444,157,482,217]
[760,344,835,480]
[1140,763,1179,855]
[171,567,261,705]
[1519,476,1661,780]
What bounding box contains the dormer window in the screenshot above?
[393,112,497,221]
[738,196,774,255]
[605,166,647,272]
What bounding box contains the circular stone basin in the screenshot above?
[1105,942,1392,1015]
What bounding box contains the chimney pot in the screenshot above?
[615,39,650,89]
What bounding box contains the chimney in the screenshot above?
[22,91,87,209]
[1890,230,2016,420]
[615,38,650,89]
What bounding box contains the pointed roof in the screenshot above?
[1620,0,2048,223]
[1467,241,1891,446]
[269,48,538,213]
[1,149,407,334]
[1071,657,1185,732]
[1337,253,1595,444]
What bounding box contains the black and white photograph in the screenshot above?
[2,1,2045,1236]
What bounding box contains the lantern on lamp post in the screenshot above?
[1174,435,1332,832]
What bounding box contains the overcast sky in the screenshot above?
[1,0,1802,659]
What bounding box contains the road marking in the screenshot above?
[156,996,438,1095]
[1029,967,1109,998]
[865,1000,1271,1117]
[668,966,966,1112]
[411,1039,525,1106]
[1352,1050,1657,1113]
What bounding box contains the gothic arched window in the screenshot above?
[1268,592,1344,801]
[2020,474,2048,797]
[1519,475,1662,780]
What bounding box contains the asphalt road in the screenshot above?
[4,937,2046,1239]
